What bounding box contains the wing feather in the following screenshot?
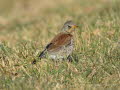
[46,32,73,52]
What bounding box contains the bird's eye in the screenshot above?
[68,25,71,29]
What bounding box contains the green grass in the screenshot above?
[0,0,120,89]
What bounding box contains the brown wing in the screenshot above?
[46,32,73,52]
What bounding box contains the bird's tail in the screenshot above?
[39,43,52,58]
[39,49,46,59]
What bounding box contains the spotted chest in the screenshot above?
[48,39,74,60]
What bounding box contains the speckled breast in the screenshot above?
[48,39,74,60]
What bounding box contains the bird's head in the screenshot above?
[61,20,78,33]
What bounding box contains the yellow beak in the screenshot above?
[72,25,78,29]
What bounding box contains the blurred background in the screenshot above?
[0,0,115,25]
[0,0,118,46]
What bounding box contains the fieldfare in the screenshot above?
[32,20,78,64]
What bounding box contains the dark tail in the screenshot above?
[39,43,52,58]
[39,49,46,58]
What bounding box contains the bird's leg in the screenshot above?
[67,55,73,62]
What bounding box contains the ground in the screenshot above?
[0,0,120,89]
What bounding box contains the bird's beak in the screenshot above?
[72,25,78,29]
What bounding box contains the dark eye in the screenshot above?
[68,25,71,29]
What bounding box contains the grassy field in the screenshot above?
[0,0,120,89]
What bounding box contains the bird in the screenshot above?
[32,20,78,64]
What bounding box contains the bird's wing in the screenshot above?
[46,32,73,52]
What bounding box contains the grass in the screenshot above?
[0,0,120,89]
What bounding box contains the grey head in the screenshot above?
[61,20,78,32]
